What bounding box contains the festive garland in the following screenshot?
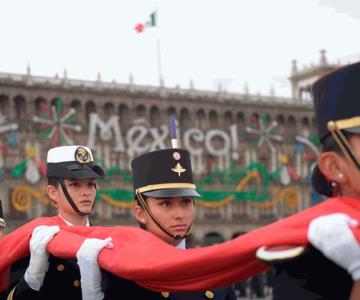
[33,98,81,146]
[97,190,135,208]
[246,113,283,152]
[105,165,132,183]
[10,162,299,211]
[11,185,49,212]
[198,162,270,189]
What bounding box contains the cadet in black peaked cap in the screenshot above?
[77,118,237,300]
[257,62,360,300]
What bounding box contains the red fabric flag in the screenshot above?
[1,197,360,293]
[134,23,145,33]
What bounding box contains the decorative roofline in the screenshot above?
[0,70,309,107]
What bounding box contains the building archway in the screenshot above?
[150,105,161,127]
[0,94,10,115]
[118,103,130,127]
[14,95,26,119]
[180,107,191,129]
[85,101,96,121]
[34,96,47,111]
[196,109,206,129]
[209,110,218,127]
[104,102,114,117]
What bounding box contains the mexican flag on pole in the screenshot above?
[135,11,157,33]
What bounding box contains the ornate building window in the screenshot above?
[196,109,205,129]
[224,111,233,127]
[180,108,191,129]
[288,115,297,129]
[0,94,10,115]
[104,102,114,117]
[150,105,161,127]
[135,104,146,119]
[301,116,309,129]
[34,97,47,111]
[14,95,26,119]
[85,101,96,122]
[209,110,218,127]
[118,103,129,128]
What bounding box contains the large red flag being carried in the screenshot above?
[1,197,360,293]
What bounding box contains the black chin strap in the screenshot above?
[60,178,94,217]
[136,190,192,241]
[328,122,360,169]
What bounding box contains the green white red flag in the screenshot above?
[135,11,157,33]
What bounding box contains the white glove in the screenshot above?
[308,213,360,280]
[24,225,60,290]
[77,237,113,300]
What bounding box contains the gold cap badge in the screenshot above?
[173,151,181,160]
[75,146,91,164]
[171,163,186,176]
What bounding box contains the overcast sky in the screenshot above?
[0,0,359,97]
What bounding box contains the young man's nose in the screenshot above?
[172,205,186,218]
[80,185,92,195]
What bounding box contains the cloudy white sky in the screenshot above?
[0,0,359,97]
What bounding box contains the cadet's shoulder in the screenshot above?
[256,245,307,264]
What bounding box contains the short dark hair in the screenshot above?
[48,177,61,187]
[313,131,354,196]
[135,194,148,206]
[321,131,353,154]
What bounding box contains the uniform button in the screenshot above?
[161,291,170,298]
[205,290,214,299]
[73,280,80,287]
[57,264,65,271]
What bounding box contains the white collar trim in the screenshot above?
[59,214,90,227]
[176,239,186,249]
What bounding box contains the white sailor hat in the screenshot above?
[46,145,105,179]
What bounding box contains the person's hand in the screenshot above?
[25,225,60,290]
[308,213,360,280]
[77,237,113,300]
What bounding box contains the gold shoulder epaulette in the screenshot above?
[256,245,306,263]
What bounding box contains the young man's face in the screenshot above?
[135,196,195,246]
[47,178,97,219]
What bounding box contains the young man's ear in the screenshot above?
[47,185,59,207]
[134,205,147,224]
[317,151,348,184]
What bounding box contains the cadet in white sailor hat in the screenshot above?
[46,145,105,223]
[4,145,109,300]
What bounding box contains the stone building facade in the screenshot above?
[0,51,340,245]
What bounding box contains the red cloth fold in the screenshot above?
[1,197,360,293]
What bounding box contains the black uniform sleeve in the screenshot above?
[4,256,83,300]
[7,277,42,300]
[225,285,237,300]
[4,257,42,300]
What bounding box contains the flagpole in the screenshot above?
[155,6,163,83]
[157,38,162,82]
